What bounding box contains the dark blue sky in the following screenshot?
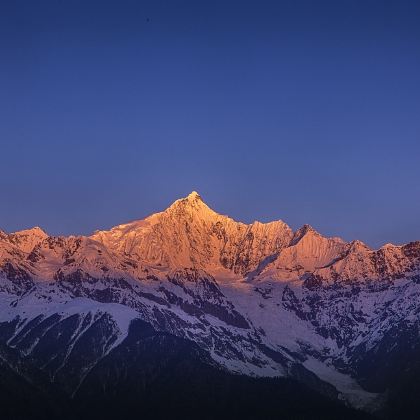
[1,0,419,248]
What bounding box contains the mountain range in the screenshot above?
[1,191,419,419]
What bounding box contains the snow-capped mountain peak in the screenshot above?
[7,226,49,253]
[187,190,202,200]
[90,192,293,275]
[164,190,221,220]
[1,193,420,413]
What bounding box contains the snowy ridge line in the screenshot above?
[0,191,419,412]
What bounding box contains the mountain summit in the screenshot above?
[186,190,202,200]
[92,191,293,274]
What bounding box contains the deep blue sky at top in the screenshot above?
[0,0,419,248]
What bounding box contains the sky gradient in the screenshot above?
[1,0,419,248]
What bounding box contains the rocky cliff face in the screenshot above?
[1,191,419,416]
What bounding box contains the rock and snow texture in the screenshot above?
[91,191,293,275]
[1,191,419,410]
